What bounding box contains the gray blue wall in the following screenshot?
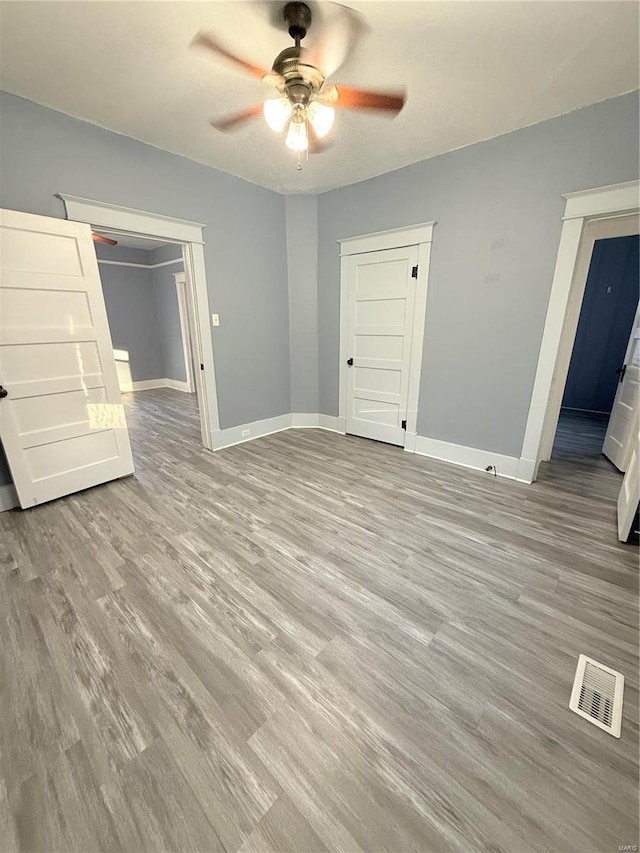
[286,196,320,413]
[317,91,640,457]
[99,261,165,382]
[0,91,290,431]
[0,89,638,490]
[562,235,639,414]
[97,242,187,384]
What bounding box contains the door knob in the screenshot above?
[0,386,7,399]
[347,358,354,366]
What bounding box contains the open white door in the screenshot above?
[617,427,640,541]
[345,245,418,446]
[0,209,134,508]
[603,303,640,471]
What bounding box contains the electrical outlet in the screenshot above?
[241,428,250,437]
[212,314,220,326]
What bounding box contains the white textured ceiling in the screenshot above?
[1,1,637,194]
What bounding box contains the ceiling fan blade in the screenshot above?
[92,233,118,246]
[192,31,271,80]
[211,103,264,132]
[305,3,367,79]
[324,83,405,114]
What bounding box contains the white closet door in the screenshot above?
[603,303,640,471]
[618,428,640,541]
[0,209,134,508]
[345,245,418,446]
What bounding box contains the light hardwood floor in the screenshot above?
[1,389,637,853]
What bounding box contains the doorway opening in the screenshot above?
[58,193,220,453]
[551,234,639,468]
[92,228,203,469]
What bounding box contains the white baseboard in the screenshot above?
[214,414,292,449]
[291,413,321,428]
[411,435,520,480]
[0,483,19,512]
[211,412,342,450]
[121,378,193,394]
[318,414,340,432]
[164,378,193,393]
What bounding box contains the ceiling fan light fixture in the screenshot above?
[285,106,308,152]
[264,97,292,132]
[307,101,335,138]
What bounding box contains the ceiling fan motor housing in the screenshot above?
[272,46,325,104]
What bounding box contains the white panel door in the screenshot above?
[603,304,640,471]
[345,245,418,446]
[0,209,134,508]
[618,428,639,541]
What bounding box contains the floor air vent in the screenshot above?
[569,654,624,738]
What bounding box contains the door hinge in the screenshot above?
[411,265,418,279]
[401,419,407,430]
[200,363,204,371]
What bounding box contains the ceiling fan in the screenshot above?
[192,1,406,163]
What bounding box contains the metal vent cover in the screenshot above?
[569,654,624,738]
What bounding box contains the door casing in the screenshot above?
[518,180,640,482]
[58,194,219,450]
[338,222,435,451]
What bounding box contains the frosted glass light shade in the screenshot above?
[263,98,292,132]
[307,102,335,138]
[285,114,308,152]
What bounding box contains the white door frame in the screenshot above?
[517,180,640,483]
[338,222,435,451]
[174,271,196,394]
[58,194,219,451]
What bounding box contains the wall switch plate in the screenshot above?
[212,314,220,326]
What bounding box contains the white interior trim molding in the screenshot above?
[337,221,435,445]
[412,435,521,481]
[97,258,183,270]
[562,180,640,221]
[0,483,19,512]
[339,221,436,256]
[58,193,219,450]
[174,272,196,394]
[119,378,192,394]
[519,179,640,482]
[58,194,205,244]
[211,413,341,450]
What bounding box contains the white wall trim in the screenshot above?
[0,483,19,512]
[120,378,193,393]
[520,181,640,481]
[97,258,183,270]
[338,223,435,447]
[165,378,192,393]
[339,221,436,256]
[58,194,206,244]
[562,180,640,221]
[210,413,340,450]
[58,193,219,450]
[173,272,196,394]
[412,435,521,481]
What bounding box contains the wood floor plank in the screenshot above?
[0,389,636,852]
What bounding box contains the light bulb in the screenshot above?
[307,101,335,138]
[263,98,292,132]
[285,110,308,152]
